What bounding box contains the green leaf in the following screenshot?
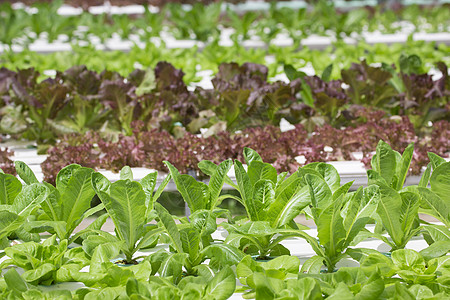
[94,176,147,258]
[234,160,256,220]
[180,227,200,260]
[419,241,450,261]
[418,187,449,227]
[202,243,245,266]
[252,180,275,220]
[204,266,236,300]
[300,256,324,274]
[243,147,263,165]
[372,140,396,185]
[305,174,332,215]
[321,64,333,82]
[422,224,450,242]
[120,166,133,181]
[60,167,95,238]
[56,164,81,192]
[140,172,157,210]
[399,192,420,239]
[418,163,431,188]
[0,211,22,241]
[288,277,322,300]
[430,162,450,203]
[391,249,425,273]
[317,195,346,258]
[0,173,22,205]
[428,152,446,170]
[376,184,403,247]
[155,203,183,253]
[343,185,379,248]
[394,143,414,190]
[164,161,209,212]
[4,268,30,293]
[248,161,278,187]
[207,160,232,210]
[14,161,39,185]
[268,182,310,228]
[159,253,187,282]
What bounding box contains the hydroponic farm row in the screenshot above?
[0,0,449,299]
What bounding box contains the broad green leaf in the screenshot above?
[15,161,39,185]
[430,162,450,202]
[252,180,275,220]
[300,256,324,274]
[418,187,449,227]
[248,161,278,187]
[152,173,171,202]
[4,268,30,293]
[418,163,431,188]
[97,178,147,256]
[268,181,310,228]
[56,164,81,192]
[234,160,256,220]
[343,185,379,247]
[312,163,340,193]
[394,143,414,190]
[327,282,354,300]
[288,277,322,300]
[202,244,245,266]
[204,266,236,300]
[120,166,133,181]
[391,249,425,273]
[207,160,232,210]
[198,160,237,190]
[155,203,183,253]
[0,173,22,205]
[422,224,450,242]
[322,64,333,82]
[0,211,22,240]
[372,140,396,185]
[12,183,48,216]
[140,172,157,210]
[252,272,277,299]
[305,174,332,215]
[61,167,95,237]
[164,161,209,212]
[428,152,446,170]
[159,253,187,282]
[263,255,300,273]
[398,192,420,242]
[355,271,384,300]
[243,147,263,165]
[376,184,403,247]
[419,241,450,261]
[180,227,200,260]
[317,195,346,257]
[40,183,62,222]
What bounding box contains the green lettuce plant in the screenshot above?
[368,141,422,251]
[151,203,244,282]
[297,163,380,272]
[87,167,171,264]
[202,148,313,258]
[0,167,49,248]
[0,235,89,285]
[25,164,104,244]
[357,248,450,297]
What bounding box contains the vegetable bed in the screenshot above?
[0,141,449,299]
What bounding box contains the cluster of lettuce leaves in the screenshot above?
[0,140,449,299]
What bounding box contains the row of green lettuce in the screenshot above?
[1,1,449,46]
[0,140,449,298]
[1,56,448,147]
[1,39,449,82]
